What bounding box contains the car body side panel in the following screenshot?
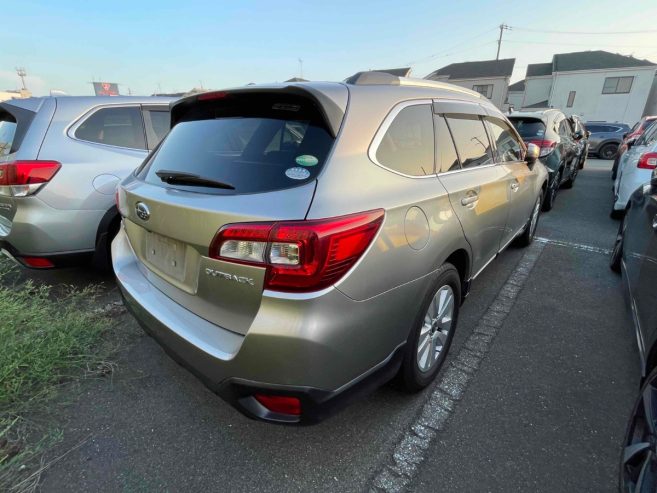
[499,161,540,245]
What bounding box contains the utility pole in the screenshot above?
[496,24,511,60]
[16,67,27,90]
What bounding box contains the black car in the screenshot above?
[509,109,582,211]
[569,115,589,169]
[610,168,657,491]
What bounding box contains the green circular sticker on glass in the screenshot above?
[295,154,319,167]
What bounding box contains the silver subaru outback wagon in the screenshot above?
[0,96,172,269]
[113,73,547,424]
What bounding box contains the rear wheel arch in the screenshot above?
[92,205,121,270]
[445,249,470,288]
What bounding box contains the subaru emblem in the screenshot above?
[135,202,150,221]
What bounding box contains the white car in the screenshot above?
[612,122,657,217]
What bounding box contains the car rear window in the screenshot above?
[509,118,546,139]
[137,93,335,195]
[0,104,35,157]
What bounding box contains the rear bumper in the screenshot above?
[0,196,104,257]
[112,226,418,423]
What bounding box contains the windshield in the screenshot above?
[138,93,334,195]
[509,118,546,140]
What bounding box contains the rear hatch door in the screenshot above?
[121,86,347,335]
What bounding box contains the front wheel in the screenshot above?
[515,192,543,247]
[563,165,578,189]
[610,212,626,273]
[400,263,460,392]
[620,367,657,492]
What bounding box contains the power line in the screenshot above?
[509,26,657,35]
[504,39,652,48]
[405,26,498,66]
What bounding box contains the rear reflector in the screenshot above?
[0,161,61,197]
[210,210,385,292]
[638,152,657,170]
[20,256,54,268]
[254,394,301,416]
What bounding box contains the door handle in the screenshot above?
[510,183,519,192]
[461,193,479,206]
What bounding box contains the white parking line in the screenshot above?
[534,237,611,255]
[371,241,546,492]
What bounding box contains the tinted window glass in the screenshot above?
[445,115,494,169]
[585,124,602,133]
[376,104,435,176]
[144,110,170,148]
[509,118,546,139]
[434,116,460,173]
[486,117,523,162]
[0,112,17,157]
[75,106,146,149]
[139,93,334,195]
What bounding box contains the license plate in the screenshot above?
[145,232,186,282]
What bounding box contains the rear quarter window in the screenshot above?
[0,112,17,156]
[75,106,146,150]
[138,93,335,195]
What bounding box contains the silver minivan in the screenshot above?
[0,96,171,268]
[113,73,547,423]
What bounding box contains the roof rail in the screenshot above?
[344,71,483,98]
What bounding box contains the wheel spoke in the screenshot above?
[624,442,652,464]
[435,329,448,348]
[643,384,657,434]
[635,451,656,493]
[418,331,432,354]
[419,342,431,370]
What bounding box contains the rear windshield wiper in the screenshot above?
[155,170,235,190]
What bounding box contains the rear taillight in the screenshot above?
[527,139,557,157]
[0,161,61,197]
[638,152,657,170]
[210,210,385,292]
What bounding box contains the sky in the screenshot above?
[2,0,657,96]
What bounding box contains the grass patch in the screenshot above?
[0,258,113,491]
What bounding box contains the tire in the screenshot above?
[610,208,625,220]
[515,191,543,247]
[611,155,620,180]
[610,213,626,273]
[562,166,577,189]
[619,366,657,492]
[599,142,618,160]
[400,263,461,392]
[542,171,561,211]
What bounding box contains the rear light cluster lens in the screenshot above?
[210,210,385,292]
[638,152,657,170]
[527,139,557,158]
[254,394,301,416]
[0,161,61,197]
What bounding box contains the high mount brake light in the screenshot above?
[197,91,229,101]
[0,161,61,197]
[209,210,385,292]
[638,152,657,170]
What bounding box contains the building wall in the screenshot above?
[0,89,32,102]
[522,76,552,107]
[438,77,509,109]
[549,67,657,125]
[506,91,524,111]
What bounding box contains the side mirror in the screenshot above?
[623,133,628,139]
[627,137,637,149]
[586,131,591,139]
[573,130,584,141]
[652,168,657,189]
[525,143,540,164]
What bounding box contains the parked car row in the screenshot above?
[0,73,550,423]
[609,167,657,491]
[507,108,586,211]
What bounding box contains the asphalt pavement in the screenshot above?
[38,159,638,492]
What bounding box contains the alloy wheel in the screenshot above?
[417,285,455,373]
[529,196,541,238]
[622,377,657,492]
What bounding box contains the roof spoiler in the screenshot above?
[170,85,345,138]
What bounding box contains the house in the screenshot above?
[424,58,515,109]
[506,79,525,111]
[514,51,657,124]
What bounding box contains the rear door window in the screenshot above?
[0,112,17,157]
[445,115,494,169]
[486,117,523,162]
[143,108,170,150]
[138,93,335,195]
[375,104,435,176]
[434,115,460,173]
[75,106,146,150]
